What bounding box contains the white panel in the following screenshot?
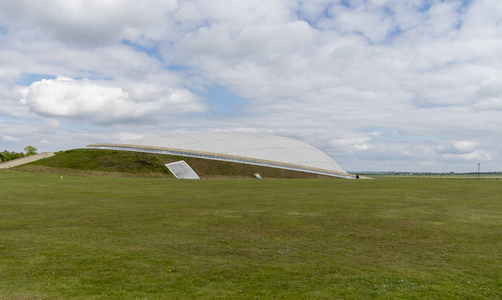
[165,161,200,179]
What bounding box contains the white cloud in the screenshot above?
[116,132,145,142]
[320,2,395,42]
[43,118,60,128]
[20,77,204,124]
[1,0,502,172]
[453,141,477,154]
[20,77,128,118]
[0,0,179,48]
[2,135,22,142]
[442,150,493,162]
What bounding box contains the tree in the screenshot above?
[0,150,25,162]
[24,146,37,156]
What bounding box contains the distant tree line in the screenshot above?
[0,146,37,162]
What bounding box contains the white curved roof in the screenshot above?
[86,132,352,178]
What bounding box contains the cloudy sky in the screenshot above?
[1,0,501,172]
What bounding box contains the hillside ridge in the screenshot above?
[15,148,335,179]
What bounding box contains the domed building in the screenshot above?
[86,132,354,179]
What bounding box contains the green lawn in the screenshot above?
[1,170,501,299]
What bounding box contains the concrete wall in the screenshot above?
[0,152,55,169]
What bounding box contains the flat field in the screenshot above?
[1,170,501,299]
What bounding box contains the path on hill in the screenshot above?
[0,152,55,169]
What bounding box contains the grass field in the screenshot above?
[1,170,501,299]
[366,173,502,180]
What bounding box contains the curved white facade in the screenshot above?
[86,132,353,178]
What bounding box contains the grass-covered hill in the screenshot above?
[16,148,333,179]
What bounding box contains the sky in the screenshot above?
[1,0,501,173]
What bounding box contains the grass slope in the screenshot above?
[16,149,333,179]
[0,170,501,299]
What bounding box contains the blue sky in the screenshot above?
[1,0,502,172]
[16,73,57,86]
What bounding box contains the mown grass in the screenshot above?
[0,170,501,299]
[369,173,502,180]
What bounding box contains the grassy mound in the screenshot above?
[16,148,333,179]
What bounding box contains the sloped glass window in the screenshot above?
[165,161,200,179]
